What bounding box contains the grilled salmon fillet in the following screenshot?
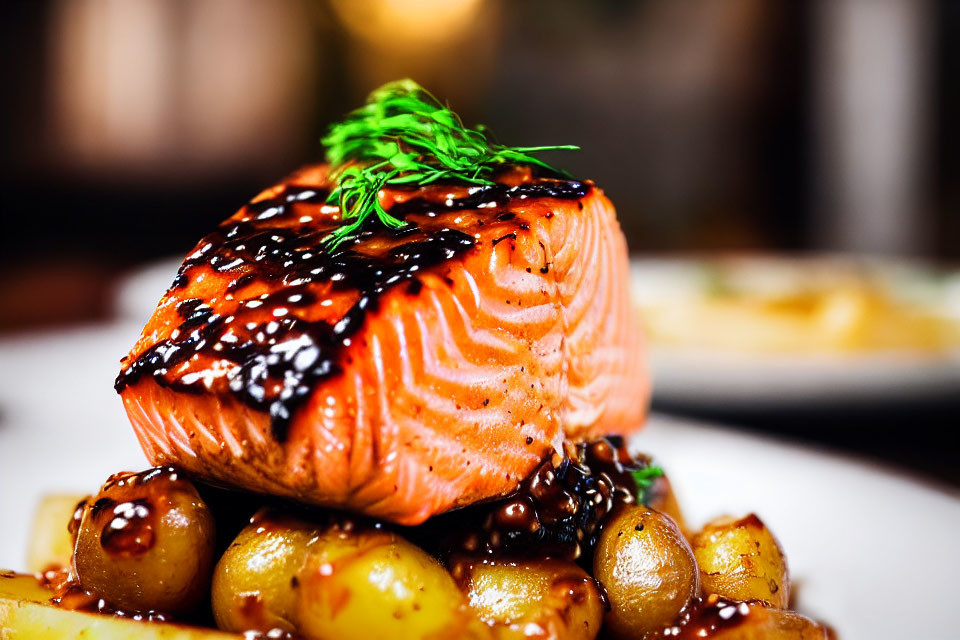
[117,165,648,524]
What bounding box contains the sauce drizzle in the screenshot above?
[116,170,591,442]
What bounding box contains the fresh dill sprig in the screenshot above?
[321,79,578,248]
[632,466,665,504]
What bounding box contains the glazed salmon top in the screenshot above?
[117,164,648,524]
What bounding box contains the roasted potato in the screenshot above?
[213,512,490,640]
[27,494,86,573]
[1,571,240,638]
[296,524,489,640]
[0,593,241,640]
[211,512,318,634]
[74,468,216,615]
[459,558,604,640]
[593,506,699,639]
[691,514,789,608]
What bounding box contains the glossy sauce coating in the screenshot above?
[72,467,216,616]
[658,595,835,639]
[435,436,649,562]
[116,169,588,441]
[84,469,175,558]
[117,164,649,524]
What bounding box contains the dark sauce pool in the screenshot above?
[423,435,650,564]
[115,168,591,441]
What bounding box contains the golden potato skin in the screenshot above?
[211,513,317,634]
[593,506,699,639]
[0,590,242,640]
[459,559,604,640]
[296,526,488,640]
[691,514,789,608]
[73,468,215,615]
[213,512,489,640]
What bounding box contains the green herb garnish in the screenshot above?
[632,466,665,504]
[320,79,578,248]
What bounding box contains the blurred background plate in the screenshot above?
[647,347,960,409]
[0,322,957,640]
[632,255,960,410]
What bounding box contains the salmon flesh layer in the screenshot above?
[116,165,649,524]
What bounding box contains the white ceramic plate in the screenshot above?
[631,256,960,409]
[1,324,959,639]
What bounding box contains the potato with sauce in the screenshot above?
[459,558,604,640]
[296,524,488,640]
[691,514,789,608]
[593,505,699,639]
[213,511,490,640]
[211,512,317,633]
[73,467,216,615]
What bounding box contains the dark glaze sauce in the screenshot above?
[42,567,169,623]
[79,467,207,561]
[667,596,760,638]
[387,180,590,217]
[84,468,185,558]
[50,580,170,623]
[115,169,591,442]
[95,499,155,556]
[653,594,835,639]
[422,436,650,563]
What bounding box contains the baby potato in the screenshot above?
[0,591,241,640]
[593,506,699,639]
[460,558,604,640]
[211,512,318,634]
[214,513,489,640]
[73,468,215,615]
[296,525,489,640]
[691,514,789,608]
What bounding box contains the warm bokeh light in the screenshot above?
[329,0,484,46]
[329,0,499,108]
[47,0,321,181]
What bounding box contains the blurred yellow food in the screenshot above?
[0,571,55,603]
[27,494,85,573]
[0,572,240,640]
[634,259,960,354]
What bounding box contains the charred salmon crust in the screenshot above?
[116,165,649,525]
